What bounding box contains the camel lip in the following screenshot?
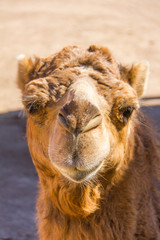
[59,161,104,183]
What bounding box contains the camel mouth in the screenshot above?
[59,161,104,183]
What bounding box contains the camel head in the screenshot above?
[17,45,149,184]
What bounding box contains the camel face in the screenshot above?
[18,45,148,184]
[23,65,138,183]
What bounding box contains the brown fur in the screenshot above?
[18,45,160,239]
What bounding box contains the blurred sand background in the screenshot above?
[0,0,160,112]
[0,0,160,239]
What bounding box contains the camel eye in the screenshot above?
[122,106,135,122]
[111,103,136,130]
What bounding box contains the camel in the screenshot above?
[17,45,160,240]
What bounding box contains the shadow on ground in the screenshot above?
[0,102,159,240]
[141,104,160,140]
[0,111,38,240]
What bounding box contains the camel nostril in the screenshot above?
[58,113,68,128]
[58,102,102,134]
[83,114,102,133]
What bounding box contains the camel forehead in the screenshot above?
[47,67,136,106]
[31,45,120,82]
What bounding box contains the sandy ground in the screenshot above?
[0,0,160,239]
[0,0,160,112]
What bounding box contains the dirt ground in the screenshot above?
[0,0,160,239]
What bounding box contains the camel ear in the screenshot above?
[129,62,149,98]
[17,54,35,93]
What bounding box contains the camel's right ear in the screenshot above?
[119,61,149,98]
[17,54,35,93]
[129,62,149,98]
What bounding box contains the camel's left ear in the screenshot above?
[129,62,150,98]
[17,54,35,93]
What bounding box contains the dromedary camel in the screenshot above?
[17,45,160,240]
